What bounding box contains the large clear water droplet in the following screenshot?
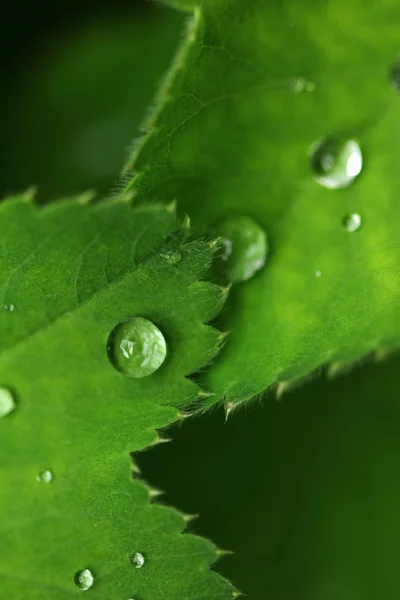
[214,215,268,282]
[74,569,94,591]
[342,213,362,232]
[0,387,16,418]
[131,552,145,568]
[311,138,362,189]
[107,317,167,378]
[36,470,53,483]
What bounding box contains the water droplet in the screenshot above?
[315,270,322,278]
[107,317,167,378]
[310,138,362,189]
[0,387,16,418]
[36,470,53,483]
[160,251,181,265]
[291,78,316,93]
[4,304,15,312]
[74,569,94,591]
[342,213,362,232]
[219,238,233,261]
[214,216,268,282]
[131,552,145,568]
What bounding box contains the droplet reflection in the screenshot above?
[311,138,362,189]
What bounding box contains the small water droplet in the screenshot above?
[0,387,16,418]
[4,304,15,312]
[315,270,322,278]
[291,78,316,93]
[36,470,53,483]
[74,569,94,591]
[342,213,362,232]
[214,216,268,282]
[160,251,181,265]
[310,138,362,189]
[107,317,167,378]
[131,552,145,568]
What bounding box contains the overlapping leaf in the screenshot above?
[124,0,400,405]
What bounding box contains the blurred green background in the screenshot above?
[3,1,400,598]
[141,355,400,600]
[1,0,184,201]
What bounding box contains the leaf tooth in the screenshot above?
[197,390,214,400]
[275,366,324,399]
[176,410,190,421]
[150,433,173,446]
[21,186,37,203]
[224,402,234,421]
[218,330,230,345]
[76,189,97,205]
[326,353,372,379]
[182,513,199,524]
[182,214,191,229]
[148,487,165,500]
[131,461,141,476]
[374,346,398,362]
[208,238,220,251]
[165,198,177,214]
[275,380,291,400]
[220,282,232,296]
[215,547,235,557]
[224,398,247,421]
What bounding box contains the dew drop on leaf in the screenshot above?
[107,317,167,378]
[36,470,53,483]
[4,304,15,312]
[74,568,94,591]
[342,213,362,232]
[291,77,316,93]
[315,270,322,278]
[0,387,16,418]
[310,138,362,189]
[214,215,268,282]
[131,552,145,568]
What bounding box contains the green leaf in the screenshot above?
[141,354,400,599]
[123,0,400,405]
[0,195,232,599]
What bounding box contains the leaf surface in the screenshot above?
[124,0,400,404]
[0,196,232,599]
